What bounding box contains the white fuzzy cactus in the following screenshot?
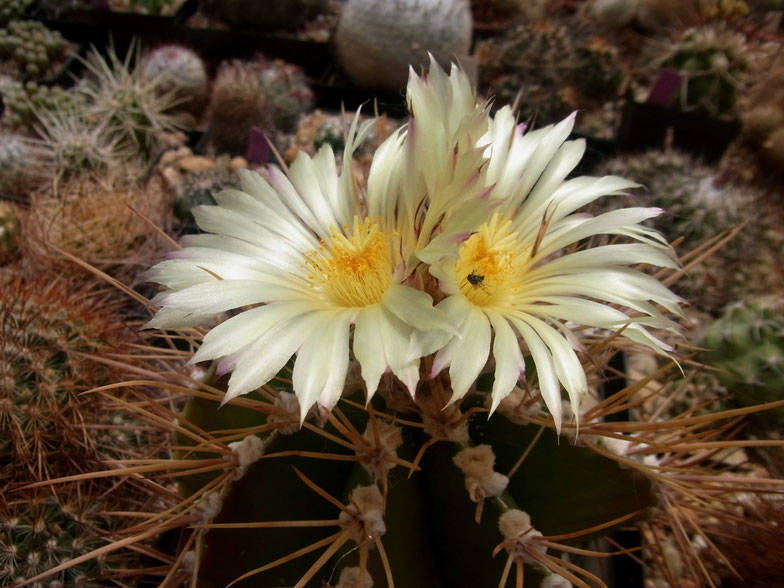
[336,0,473,91]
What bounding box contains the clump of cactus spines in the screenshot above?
[139,44,209,116]
[77,42,181,156]
[206,59,270,155]
[656,23,750,116]
[0,20,72,79]
[0,270,128,482]
[0,78,86,131]
[335,0,473,90]
[21,169,170,281]
[256,57,315,132]
[33,109,121,179]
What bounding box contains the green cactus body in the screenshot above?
[660,24,749,117]
[574,37,623,100]
[0,20,71,79]
[0,79,86,132]
[140,44,209,115]
[703,301,784,431]
[0,0,33,26]
[0,131,29,192]
[177,383,655,587]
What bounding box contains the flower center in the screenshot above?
[306,216,400,308]
[456,214,530,308]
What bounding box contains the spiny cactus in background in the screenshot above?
[656,23,750,116]
[206,59,270,155]
[702,299,784,431]
[33,108,121,179]
[0,269,130,483]
[574,36,623,100]
[200,0,327,30]
[0,130,43,195]
[596,149,784,313]
[469,0,534,22]
[336,0,473,91]
[139,44,209,116]
[0,20,73,79]
[739,66,784,176]
[0,78,86,131]
[173,167,240,224]
[0,200,20,262]
[0,0,33,26]
[21,167,170,282]
[256,57,315,133]
[0,490,117,586]
[77,42,181,157]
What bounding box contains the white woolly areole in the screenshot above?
[336,566,375,588]
[269,391,303,434]
[422,403,470,442]
[493,386,543,424]
[360,420,404,475]
[182,550,197,572]
[498,509,546,561]
[338,485,386,543]
[194,491,223,525]
[541,574,572,588]
[453,444,509,500]
[227,434,265,481]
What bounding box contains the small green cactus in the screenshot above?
[0,20,72,79]
[703,300,784,431]
[574,36,623,100]
[173,167,240,224]
[658,23,749,116]
[0,78,86,131]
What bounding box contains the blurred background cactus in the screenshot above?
[199,0,327,31]
[0,0,33,26]
[335,0,473,91]
[596,149,784,314]
[0,20,73,79]
[139,43,209,119]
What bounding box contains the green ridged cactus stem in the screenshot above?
[256,57,315,133]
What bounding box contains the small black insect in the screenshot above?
[467,271,485,286]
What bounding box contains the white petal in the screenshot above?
[445,303,491,402]
[156,279,303,316]
[381,284,456,334]
[292,311,354,420]
[487,311,524,414]
[224,312,318,403]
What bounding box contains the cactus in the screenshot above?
[702,300,784,431]
[33,108,121,179]
[574,36,623,100]
[0,130,40,194]
[0,20,73,79]
[596,149,784,313]
[335,0,473,90]
[21,167,170,282]
[0,78,86,131]
[77,42,181,157]
[0,0,33,26]
[256,57,315,133]
[656,23,749,117]
[200,0,327,31]
[173,167,240,224]
[139,44,209,116]
[0,200,20,261]
[206,59,271,155]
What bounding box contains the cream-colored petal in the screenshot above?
[292,311,354,421]
[446,303,491,403]
[487,311,524,414]
[381,284,455,334]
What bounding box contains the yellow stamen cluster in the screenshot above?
[456,214,530,308]
[306,216,400,308]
